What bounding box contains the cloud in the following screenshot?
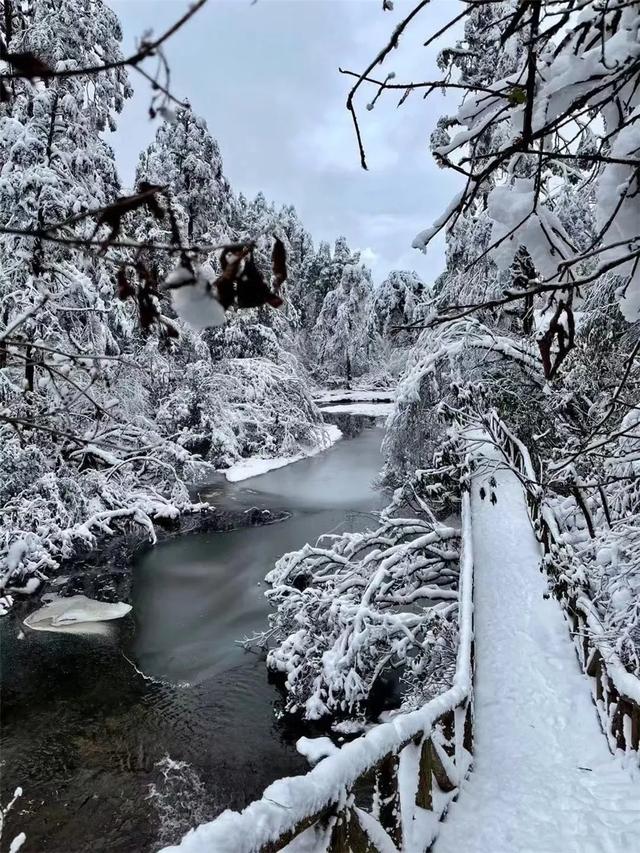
[297,107,400,173]
[110,0,465,285]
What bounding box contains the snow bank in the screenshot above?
[314,389,394,404]
[221,425,342,482]
[318,402,394,417]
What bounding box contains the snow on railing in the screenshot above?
[488,413,640,763]
[159,494,476,853]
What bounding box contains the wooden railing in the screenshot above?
[488,412,640,763]
[161,493,476,853]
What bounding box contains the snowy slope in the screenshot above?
[434,455,640,853]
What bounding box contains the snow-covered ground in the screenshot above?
[434,454,640,853]
[318,402,394,417]
[314,389,395,404]
[220,425,342,483]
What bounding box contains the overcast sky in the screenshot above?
[109,0,462,284]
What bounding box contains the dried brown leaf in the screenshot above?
[272,237,287,289]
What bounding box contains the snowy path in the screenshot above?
[433,457,640,853]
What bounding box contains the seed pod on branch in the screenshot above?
[93,183,165,244]
[237,254,283,309]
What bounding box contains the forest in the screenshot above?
[1,1,639,852]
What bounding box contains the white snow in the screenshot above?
[8,834,26,853]
[318,402,394,417]
[167,264,226,330]
[221,425,342,482]
[314,389,394,404]
[433,453,640,853]
[296,736,338,766]
[23,594,131,634]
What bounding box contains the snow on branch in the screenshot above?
[346,1,640,328]
[254,510,461,720]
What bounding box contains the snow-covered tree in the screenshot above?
[0,0,201,593]
[137,105,236,245]
[312,262,376,384]
[352,0,640,681]
[254,491,461,720]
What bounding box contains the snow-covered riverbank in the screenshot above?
[318,402,394,417]
[221,425,342,482]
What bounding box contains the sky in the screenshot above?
[109,0,463,285]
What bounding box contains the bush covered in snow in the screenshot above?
[255,471,462,720]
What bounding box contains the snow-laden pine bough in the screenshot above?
[489,413,640,765]
[159,493,476,853]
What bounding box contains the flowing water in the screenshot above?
[0,422,386,853]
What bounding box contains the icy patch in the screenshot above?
[23,594,131,634]
[222,425,342,483]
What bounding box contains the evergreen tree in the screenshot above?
[0,0,132,414]
[369,270,425,340]
[136,105,236,245]
[312,262,375,384]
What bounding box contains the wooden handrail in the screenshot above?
[161,414,639,853]
[160,493,476,853]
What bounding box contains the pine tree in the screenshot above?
[312,262,375,383]
[369,270,425,340]
[0,0,132,414]
[137,105,236,245]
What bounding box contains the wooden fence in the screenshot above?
[488,412,640,762]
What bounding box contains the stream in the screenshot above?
[0,419,386,853]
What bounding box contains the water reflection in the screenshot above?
[1,423,386,852]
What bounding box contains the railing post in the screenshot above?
[416,732,458,812]
[630,704,640,752]
[376,751,402,848]
[328,801,377,853]
[463,698,473,754]
[415,736,434,811]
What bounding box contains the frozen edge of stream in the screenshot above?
[221,424,342,483]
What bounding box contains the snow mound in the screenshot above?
[296,736,338,766]
[24,594,131,634]
[319,402,394,417]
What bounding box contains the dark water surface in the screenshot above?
[1,424,386,853]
